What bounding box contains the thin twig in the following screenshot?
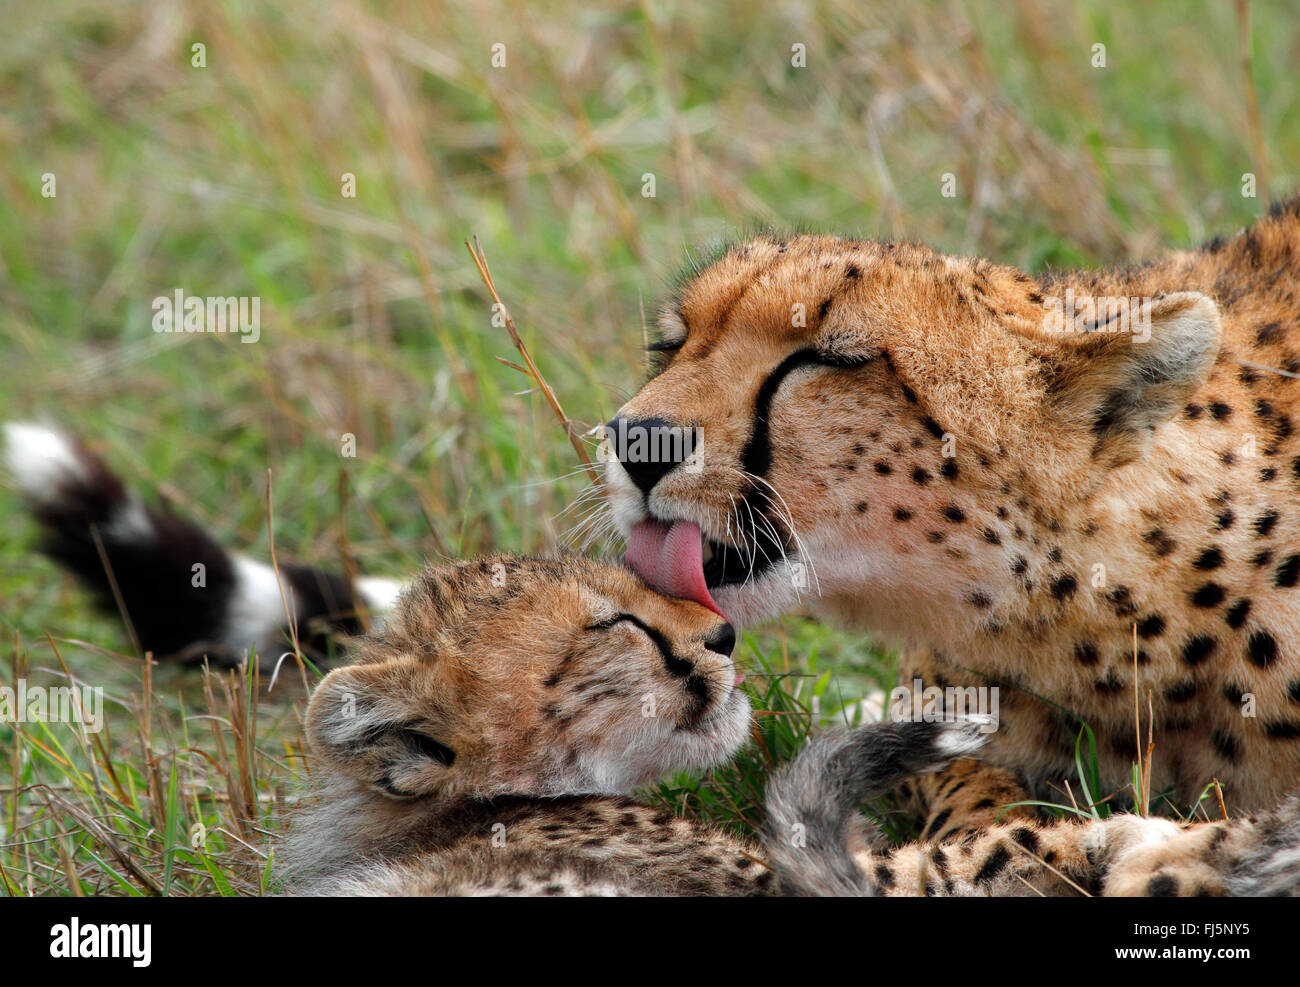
[1212,778,1230,821]
[88,524,142,658]
[1006,839,1092,897]
[1235,360,1300,381]
[1012,872,1048,897]
[1144,690,1155,810]
[37,787,163,895]
[1131,622,1148,816]
[465,236,601,487]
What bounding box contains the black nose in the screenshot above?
[704,623,736,657]
[605,416,695,495]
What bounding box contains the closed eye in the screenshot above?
[586,614,692,678]
[814,350,877,369]
[646,338,684,353]
[585,613,631,631]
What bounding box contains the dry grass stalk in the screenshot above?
[465,236,601,488]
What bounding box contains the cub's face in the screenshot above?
[605,236,1221,630]
[307,557,747,800]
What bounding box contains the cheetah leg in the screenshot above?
[1097,817,1243,897]
[855,815,1226,897]
[888,651,1035,839]
[853,818,1101,896]
[898,757,1036,841]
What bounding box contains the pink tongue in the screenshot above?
[625,520,726,619]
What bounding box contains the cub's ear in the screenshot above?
[1044,291,1222,467]
[306,662,456,799]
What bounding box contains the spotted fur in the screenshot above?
[603,198,1300,838]
[772,721,1300,897]
[284,555,768,895]
[287,557,1003,896]
[763,717,990,895]
[862,795,1300,897]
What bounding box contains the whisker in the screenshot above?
[743,470,821,597]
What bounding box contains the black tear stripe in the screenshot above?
[740,348,878,476]
[714,350,822,585]
[621,614,693,677]
[723,346,882,586]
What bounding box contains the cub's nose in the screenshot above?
[704,623,736,657]
[604,416,695,495]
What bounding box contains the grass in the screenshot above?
[1,0,1297,895]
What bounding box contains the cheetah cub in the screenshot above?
[283,555,982,896]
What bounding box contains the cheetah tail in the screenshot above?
[762,718,989,896]
[4,421,404,668]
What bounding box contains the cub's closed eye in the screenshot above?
[585,614,630,631]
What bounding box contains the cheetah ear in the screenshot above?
[306,662,456,798]
[1043,291,1222,467]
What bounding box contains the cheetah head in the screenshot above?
[605,235,1222,632]
[306,556,748,801]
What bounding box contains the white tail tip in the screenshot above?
[3,422,88,502]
